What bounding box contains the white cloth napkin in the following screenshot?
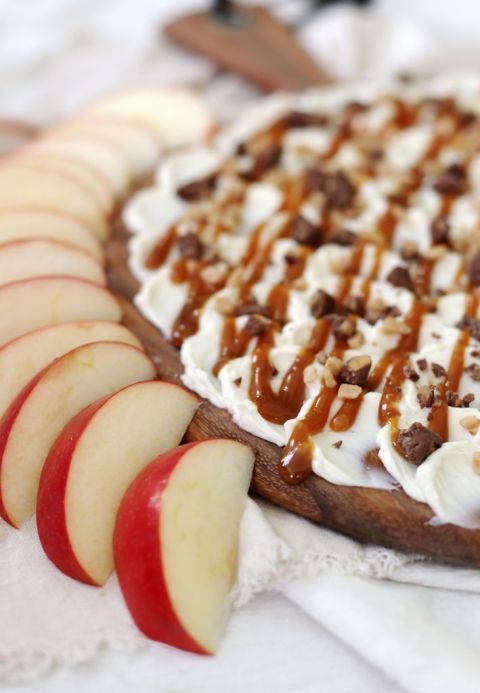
[2,2,480,691]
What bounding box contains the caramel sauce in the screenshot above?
[415,257,435,296]
[428,331,469,440]
[140,90,479,487]
[213,318,252,376]
[370,244,385,279]
[378,208,397,244]
[329,303,427,434]
[145,225,177,270]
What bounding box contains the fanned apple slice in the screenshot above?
[0,276,121,347]
[0,209,103,262]
[33,136,131,197]
[0,165,108,239]
[12,150,115,214]
[114,439,254,655]
[58,118,162,177]
[0,239,106,286]
[0,321,143,422]
[0,341,155,528]
[85,88,215,149]
[37,381,198,586]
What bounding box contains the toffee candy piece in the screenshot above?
[310,289,336,318]
[397,422,442,464]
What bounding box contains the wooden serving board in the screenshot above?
[107,224,480,568]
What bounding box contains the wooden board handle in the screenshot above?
[165,4,330,92]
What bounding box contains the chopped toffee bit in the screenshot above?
[431,362,447,379]
[400,241,420,261]
[417,358,428,371]
[305,169,356,209]
[324,172,356,209]
[460,416,480,435]
[382,317,411,335]
[310,289,336,318]
[303,364,319,385]
[417,385,436,408]
[233,377,242,387]
[430,216,450,245]
[341,294,365,317]
[317,350,328,365]
[245,315,271,337]
[446,391,475,408]
[177,232,205,260]
[200,263,227,285]
[176,174,217,201]
[283,111,329,128]
[235,302,271,318]
[236,142,248,155]
[327,314,356,340]
[340,355,372,387]
[254,143,282,174]
[364,448,384,471]
[446,390,462,407]
[291,214,322,246]
[325,355,343,375]
[458,111,477,127]
[468,250,480,286]
[348,330,365,348]
[329,229,358,246]
[433,163,467,196]
[466,363,480,381]
[458,315,480,341]
[404,365,420,382]
[338,383,362,400]
[386,265,415,292]
[332,440,343,448]
[396,422,443,464]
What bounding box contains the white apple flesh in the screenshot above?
[0,165,109,239]
[0,320,143,422]
[0,341,156,528]
[0,276,122,347]
[114,439,254,654]
[0,239,106,286]
[11,150,115,214]
[84,88,215,150]
[57,117,162,177]
[33,135,131,197]
[37,380,198,586]
[0,209,104,262]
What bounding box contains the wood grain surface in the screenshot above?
[165,5,329,92]
[107,225,480,568]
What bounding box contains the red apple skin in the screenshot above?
[113,442,211,655]
[36,396,110,586]
[0,369,46,526]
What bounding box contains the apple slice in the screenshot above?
[0,276,121,347]
[85,88,215,150]
[114,439,254,655]
[0,209,103,262]
[57,117,162,177]
[12,150,115,214]
[0,321,143,422]
[0,165,108,239]
[37,380,198,586]
[33,135,131,197]
[0,239,106,286]
[0,341,155,528]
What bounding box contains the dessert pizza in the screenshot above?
[123,72,480,564]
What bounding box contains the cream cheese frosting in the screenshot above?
[125,71,480,529]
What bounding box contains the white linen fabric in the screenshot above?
[3,2,480,691]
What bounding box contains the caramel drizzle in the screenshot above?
[139,92,479,487]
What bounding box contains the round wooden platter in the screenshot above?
[107,223,480,568]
